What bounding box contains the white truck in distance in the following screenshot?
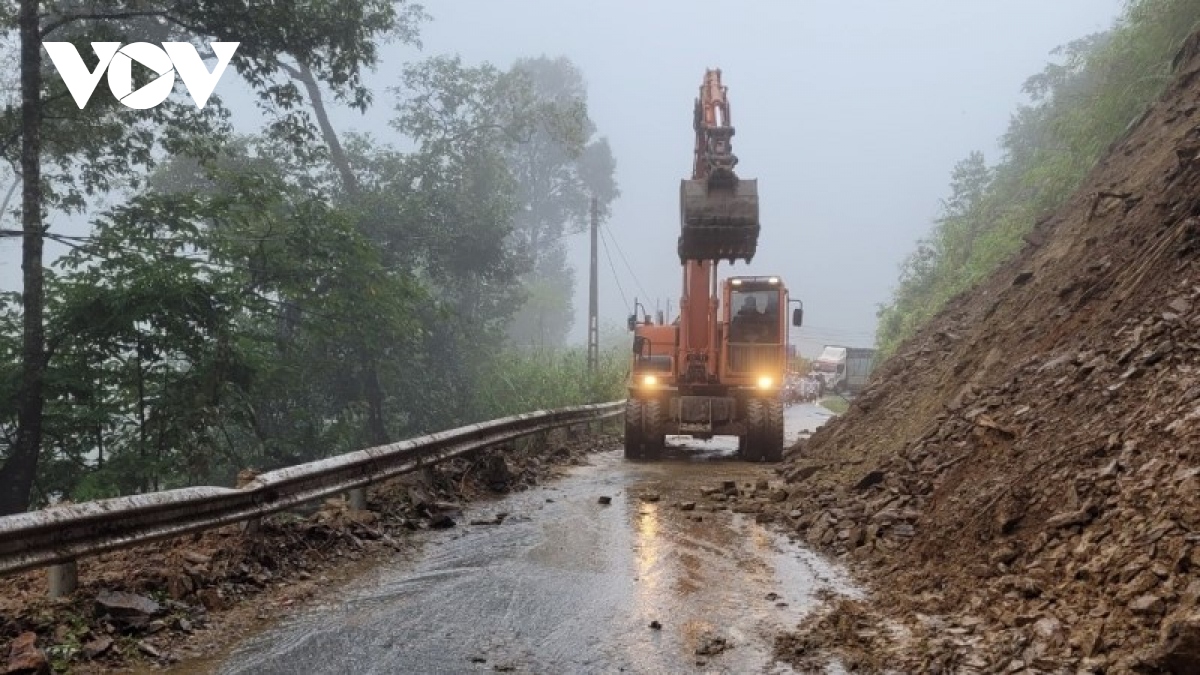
[811,345,877,395]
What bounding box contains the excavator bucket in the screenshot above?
[678,178,760,263]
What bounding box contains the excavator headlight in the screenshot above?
[731,279,743,286]
[757,376,774,390]
[641,374,658,387]
[767,277,779,284]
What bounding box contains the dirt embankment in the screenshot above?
[0,428,617,673]
[771,30,1200,674]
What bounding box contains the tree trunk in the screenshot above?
[136,347,147,493]
[95,373,104,470]
[0,0,45,515]
[363,359,389,446]
[288,61,394,448]
[154,410,163,492]
[96,421,104,470]
[287,62,359,195]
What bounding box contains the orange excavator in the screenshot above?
[624,69,803,462]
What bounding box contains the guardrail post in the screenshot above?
[237,468,261,534]
[348,487,367,510]
[47,560,77,598]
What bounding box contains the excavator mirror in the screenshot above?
[633,335,648,356]
[792,307,803,327]
[627,314,637,331]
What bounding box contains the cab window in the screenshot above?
[729,289,780,343]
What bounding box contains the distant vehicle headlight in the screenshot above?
[757,376,773,390]
[642,374,658,387]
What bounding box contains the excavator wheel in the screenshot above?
[744,398,784,463]
[761,399,784,462]
[743,399,765,462]
[678,178,760,263]
[641,399,667,458]
[624,399,644,459]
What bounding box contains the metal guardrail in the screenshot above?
[0,401,623,582]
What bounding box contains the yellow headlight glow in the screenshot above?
[642,374,658,386]
[757,376,773,390]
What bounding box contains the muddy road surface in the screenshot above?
[192,404,854,674]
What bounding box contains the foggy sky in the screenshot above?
[2,1,1125,357]
[425,1,1126,356]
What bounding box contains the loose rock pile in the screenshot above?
[770,30,1200,674]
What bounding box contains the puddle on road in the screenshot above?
[615,440,861,674]
[175,405,858,675]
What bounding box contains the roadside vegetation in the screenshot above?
[876,0,1200,356]
[474,347,627,421]
[0,2,621,512]
[818,397,849,415]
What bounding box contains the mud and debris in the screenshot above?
[203,409,852,674]
[694,633,731,656]
[766,30,1200,674]
[0,429,617,672]
[5,631,49,674]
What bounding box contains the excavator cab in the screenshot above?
[722,277,790,383]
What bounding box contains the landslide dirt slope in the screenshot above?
[778,32,1200,673]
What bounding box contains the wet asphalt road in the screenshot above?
[205,403,854,675]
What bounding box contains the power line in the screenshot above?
[602,223,651,302]
[597,225,630,313]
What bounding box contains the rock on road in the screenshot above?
[197,403,853,674]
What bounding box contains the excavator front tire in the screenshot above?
[744,398,784,462]
[760,398,784,462]
[642,399,667,458]
[624,399,644,459]
[625,399,667,459]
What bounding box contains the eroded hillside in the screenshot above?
[776,30,1200,674]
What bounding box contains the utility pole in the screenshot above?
[587,197,600,372]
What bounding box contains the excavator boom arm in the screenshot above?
[693,70,737,181]
[678,69,760,264]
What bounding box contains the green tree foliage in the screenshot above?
[472,346,627,420]
[395,54,620,348]
[876,0,1200,357]
[503,57,619,349]
[0,25,621,507]
[392,53,619,348]
[0,0,427,514]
